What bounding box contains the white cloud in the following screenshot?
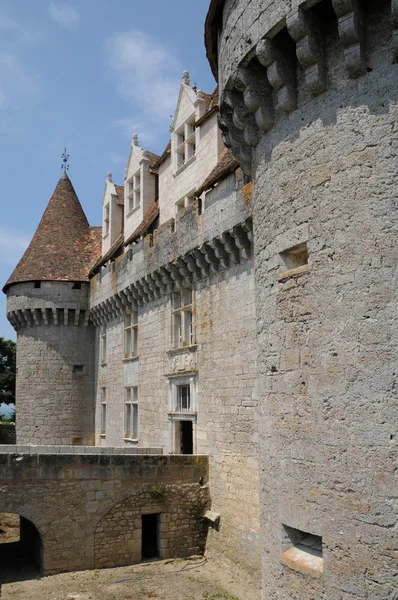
[0,228,31,266]
[106,30,183,146]
[0,54,39,110]
[48,2,79,31]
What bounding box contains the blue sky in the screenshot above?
[0,0,215,340]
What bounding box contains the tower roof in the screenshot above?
[3,172,101,292]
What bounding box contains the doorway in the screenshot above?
[180,420,193,454]
[0,513,42,583]
[141,514,159,560]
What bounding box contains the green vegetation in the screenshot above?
[149,484,165,499]
[0,337,16,405]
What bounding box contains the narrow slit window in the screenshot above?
[100,387,106,435]
[100,324,107,364]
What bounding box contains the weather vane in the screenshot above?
[61,148,70,172]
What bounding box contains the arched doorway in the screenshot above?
[0,512,42,583]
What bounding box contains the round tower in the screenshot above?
[4,173,101,446]
[207,1,397,599]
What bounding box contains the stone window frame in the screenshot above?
[126,168,141,215]
[124,385,138,441]
[175,190,196,218]
[171,288,194,349]
[174,115,196,172]
[103,202,110,238]
[100,323,107,365]
[167,373,197,454]
[124,310,138,359]
[100,387,107,436]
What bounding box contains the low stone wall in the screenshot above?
[0,424,16,445]
[0,451,209,575]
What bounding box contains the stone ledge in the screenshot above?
[281,546,323,579]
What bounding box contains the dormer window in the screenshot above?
[127,169,141,214]
[175,116,196,171]
[104,203,110,237]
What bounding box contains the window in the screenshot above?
[124,386,138,439]
[280,242,308,271]
[172,289,193,348]
[124,311,138,358]
[100,387,106,435]
[175,192,195,217]
[73,365,84,374]
[100,324,107,364]
[175,116,196,171]
[104,203,110,236]
[176,384,190,412]
[127,169,141,213]
[281,525,323,579]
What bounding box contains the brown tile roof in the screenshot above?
[124,202,159,246]
[89,234,124,276]
[143,150,161,169]
[3,173,102,292]
[114,185,124,205]
[152,141,171,169]
[195,148,239,197]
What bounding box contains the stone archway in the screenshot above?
[0,512,43,584]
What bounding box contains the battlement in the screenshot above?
[90,167,253,323]
[214,0,397,173]
[6,281,91,330]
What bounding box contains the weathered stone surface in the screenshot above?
[212,0,398,598]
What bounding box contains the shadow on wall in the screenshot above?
[0,514,42,584]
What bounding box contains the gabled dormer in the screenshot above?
[101,172,124,256]
[170,71,210,175]
[124,133,159,243]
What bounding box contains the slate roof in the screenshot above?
[3,173,102,291]
[195,148,239,197]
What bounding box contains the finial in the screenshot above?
[107,171,113,182]
[182,70,190,85]
[61,148,69,172]
[132,133,139,146]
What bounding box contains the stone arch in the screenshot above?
[0,505,44,579]
[93,483,209,569]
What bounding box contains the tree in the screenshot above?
[0,337,16,405]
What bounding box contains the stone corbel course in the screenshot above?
[90,218,253,325]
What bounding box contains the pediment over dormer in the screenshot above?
[101,172,124,256]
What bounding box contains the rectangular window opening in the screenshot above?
[177,384,191,412]
[124,386,138,440]
[280,242,308,271]
[100,324,107,364]
[281,525,323,579]
[100,388,106,436]
[171,289,193,348]
[179,420,193,454]
[72,365,85,374]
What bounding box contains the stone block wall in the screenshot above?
[214,0,398,598]
[90,172,261,575]
[0,451,209,575]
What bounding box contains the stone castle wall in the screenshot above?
[7,281,96,446]
[90,171,261,574]
[214,0,398,598]
[0,450,209,574]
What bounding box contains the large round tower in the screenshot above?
[4,173,101,445]
[207,1,397,599]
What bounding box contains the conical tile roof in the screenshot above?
[3,173,101,291]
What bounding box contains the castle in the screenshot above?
[1,0,397,598]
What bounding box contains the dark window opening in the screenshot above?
[141,514,159,560]
[0,513,42,583]
[33,281,41,289]
[282,524,323,578]
[73,365,85,374]
[180,420,193,455]
[72,282,82,290]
